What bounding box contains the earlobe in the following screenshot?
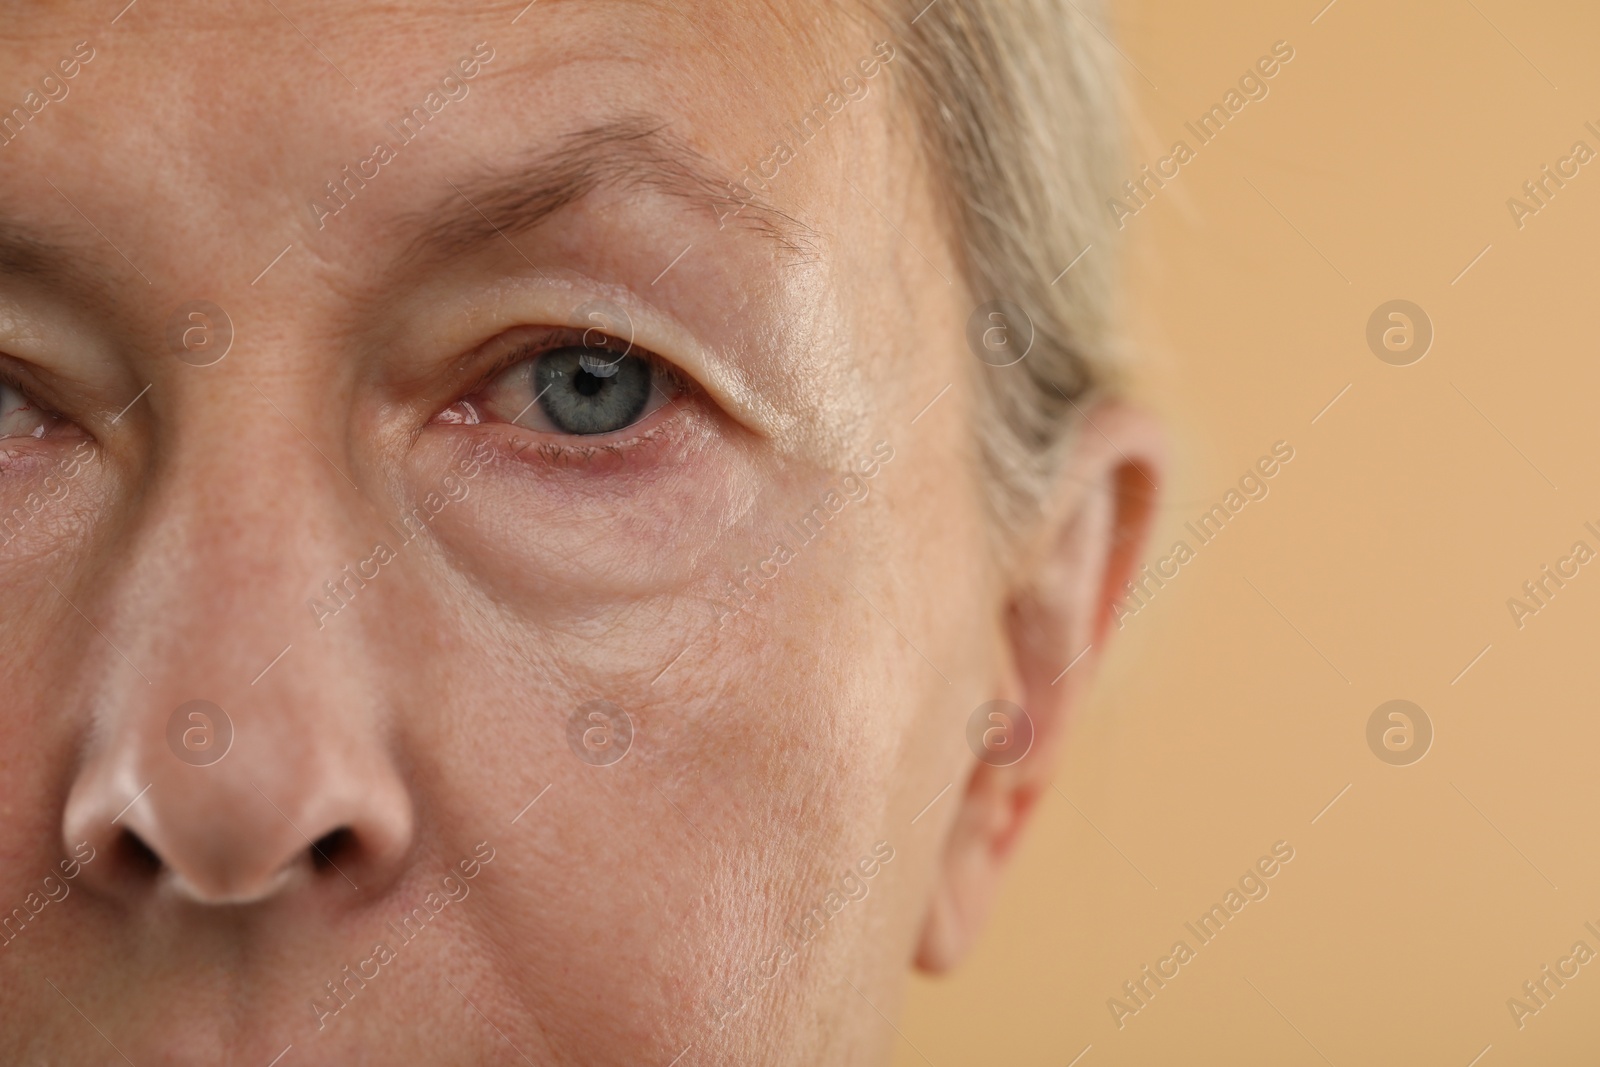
[913,400,1164,974]
[914,754,1045,972]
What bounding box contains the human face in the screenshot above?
[0,2,1148,1064]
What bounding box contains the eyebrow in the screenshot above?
[0,221,115,300]
[400,115,820,269]
[0,118,818,301]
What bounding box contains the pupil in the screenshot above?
[574,370,603,397]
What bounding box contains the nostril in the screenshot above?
[64,732,414,903]
[310,827,357,873]
[115,828,163,878]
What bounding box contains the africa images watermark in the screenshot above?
[1504,521,1600,630]
[1107,840,1296,1029]
[1113,440,1295,627]
[308,41,495,230]
[1504,920,1600,1031]
[0,842,97,949]
[707,840,896,1031]
[0,39,97,148]
[1505,120,1600,230]
[713,440,895,628]
[1107,39,1296,229]
[716,41,897,229]
[0,440,96,548]
[307,440,496,629]
[310,839,497,1031]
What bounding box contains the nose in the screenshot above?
[60,413,414,906]
[64,689,414,903]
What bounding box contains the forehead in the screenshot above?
[0,0,876,292]
[0,0,854,165]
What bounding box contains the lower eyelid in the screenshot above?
[0,434,88,477]
[456,399,700,475]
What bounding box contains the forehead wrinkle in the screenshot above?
[396,114,821,271]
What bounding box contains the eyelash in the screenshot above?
[0,363,40,404]
[497,408,689,472]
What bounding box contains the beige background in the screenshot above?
[896,1,1600,1063]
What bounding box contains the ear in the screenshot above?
[915,399,1164,972]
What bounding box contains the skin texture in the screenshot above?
[0,1,1160,1063]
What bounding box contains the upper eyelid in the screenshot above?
[462,327,643,399]
[0,347,89,409]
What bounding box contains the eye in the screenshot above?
[530,346,655,436]
[0,379,67,440]
[448,330,682,439]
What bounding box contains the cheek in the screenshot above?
[486,681,886,969]
[402,505,911,1060]
[0,461,115,908]
[407,440,928,1010]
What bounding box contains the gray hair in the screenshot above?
[871,0,1125,536]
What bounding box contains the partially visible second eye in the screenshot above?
[0,380,64,440]
[451,333,682,439]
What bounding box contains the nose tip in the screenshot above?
[63,705,413,905]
